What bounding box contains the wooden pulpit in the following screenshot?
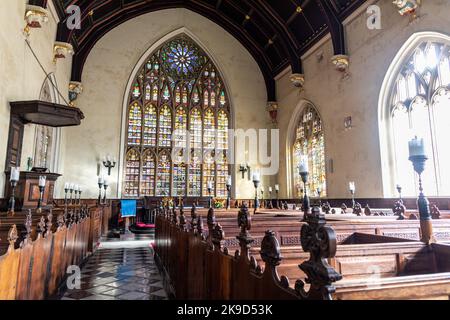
[4,171,61,211]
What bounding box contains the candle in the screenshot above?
[408,136,426,157]
[207,181,213,190]
[252,171,260,182]
[10,167,20,181]
[275,184,279,191]
[268,186,272,193]
[39,176,46,187]
[104,178,108,187]
[74,184,79,192]
[396,184,401,189]
[69,183,75,190]
[98,176,104,184]
[298,159,309,174]
[349,181,356,192]
[64,182,69,190]
[78,186,82,193]
[227,175,232,186]
[261,186,264,193]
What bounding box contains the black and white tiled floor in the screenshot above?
[61,234,168,300]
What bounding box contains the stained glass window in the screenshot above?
[390,40,450,196]
[292,104,326,197]
[128,103,142,146]
[124,34,231,197]
[141,150,155,196]
[156,151,171,197]
[143,105,157,147]
[125,149,140,197]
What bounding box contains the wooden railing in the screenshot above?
[154,204,342,300]
[0,204,108,299]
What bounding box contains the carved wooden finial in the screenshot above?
[295,206,342,300]
[237,202,252,237]
[179,205,186,230]
[409,213,419,220]
[57,213,65,229]
[37,216,46,235]
[340,203,347,214]
[191,203,198,230]
[25,209,32,238]
[430,204,441,220]
[322,202,331,214]
[211,223,224,249]
[260,230,282,267]
[364,204,372,216]
[353,202,362,216]
[197,216,204,235]
[46,210,53,236]
[393,200,406,220]
[8,224,19,247]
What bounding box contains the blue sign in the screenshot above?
[121,200,137,218]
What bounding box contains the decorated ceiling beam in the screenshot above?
[245,0,303,75]
[316,0,349,73]
[53,0,277,101]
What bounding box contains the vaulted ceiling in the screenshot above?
[33,0,367,100]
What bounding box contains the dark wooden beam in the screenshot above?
[245,0,303,74]
[67,1,277,101]
[316,0,346,55]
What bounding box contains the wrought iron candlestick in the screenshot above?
[300,172,310,220]
[268,190,273,209]
[350,190,355,209]
[69,185,74,205]
[260,189,264,208]
[64,186,69,206]
[317,188,322,207]
[275,189,279,209]
[103,157,116,176]
[103,182,109,204]
[226,184,231,210]
[253,179,260,213]
[207,186,212,209]
[397,184,403,203]
[8,180,18,216]
[409,154,435,244]
[78,189,82,205]
[98,181,103,204]
[37,185,45,214]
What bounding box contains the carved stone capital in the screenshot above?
[331,54,349,73]
[54,42,74,62]
[289,73,305,89]
[24,4,49,36]
[69,81,83,107]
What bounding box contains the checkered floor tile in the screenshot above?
[61,236,167,300]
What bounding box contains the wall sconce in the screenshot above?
[267,101,279,125]
[331,54,350,75]
[393,0,421,17]
[53,41,74,62]
[239,163,251,180]
[290,73,305,90]
[103,155,116,176]
[344,116,353,131]
[24,4,49,36]
[68,81,83,107]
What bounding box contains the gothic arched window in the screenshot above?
[390,40,450,196]
[292,104,326,197]
[124,35,230,197]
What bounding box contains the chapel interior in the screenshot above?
[0,0,449,301]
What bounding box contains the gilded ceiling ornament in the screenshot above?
[53,42,74,63]
[24,4,49,36]
[290,73,305,89]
